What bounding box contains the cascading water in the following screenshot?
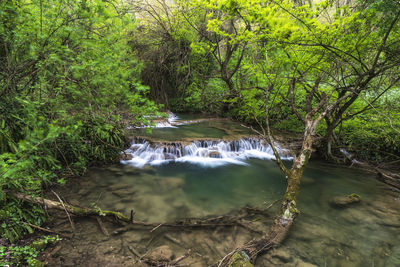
[127,113,179,129]
[121,137,292,167]
[154,113,179,128]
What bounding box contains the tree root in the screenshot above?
[217,217,293,267]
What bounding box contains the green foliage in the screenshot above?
[0,0,159,245]
[339,114,400,163]
[189,0,400,162]
[171,78,227,114]
[0,202,46,242]
[0,235,61,266]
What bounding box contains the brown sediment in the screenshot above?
[20,190,278,266]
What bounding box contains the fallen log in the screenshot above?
[13,192,276,232]
[13,192,131,222]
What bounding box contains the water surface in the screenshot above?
[49,116,400,266]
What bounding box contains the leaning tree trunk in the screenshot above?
[220,121,315,267]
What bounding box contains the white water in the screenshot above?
[121,138,292,168]
[154,113,179,128]
[126,113,179,129]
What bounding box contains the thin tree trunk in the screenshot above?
[323,120,336,160]
[220,120,316,267]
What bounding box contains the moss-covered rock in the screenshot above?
[228,251,254,267]
[330,194,361,207]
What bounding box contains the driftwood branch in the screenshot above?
[13,192,131,222]
[13,192,278,232]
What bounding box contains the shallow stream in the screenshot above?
[44,115,400,267]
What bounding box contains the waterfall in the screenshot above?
[154,113,179,128]
[127,113,179,129]
[121,138,292,168]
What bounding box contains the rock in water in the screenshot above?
[111,187,136,198]
[330,194,361,207]
[295,259,319,267]
[120,153,133,160]
[229,252,254,267]
[209,150,221,158]
[147,245,174,262]
[158,177,185,191]
[271,249,292,263]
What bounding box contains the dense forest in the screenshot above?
[1,0,400,266]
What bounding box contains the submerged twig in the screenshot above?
[51,189,75,232]
[96,217,110,236]
[23,222,70,238]
[170,249,191,265]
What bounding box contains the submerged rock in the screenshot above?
[77,188,89,196]
[158,177,185,191]
[330,194,361,207]
[147,245,174,262]
[271,249,292,263]
[229,251,254,267]
[122,165,141,176]
[208,150,221,158]
[109,183,131,191]
[111,187,136,198]
[295,259,318,267]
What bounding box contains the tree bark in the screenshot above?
[322,119,336,161]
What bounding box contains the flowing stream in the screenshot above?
[45,114,400,267]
